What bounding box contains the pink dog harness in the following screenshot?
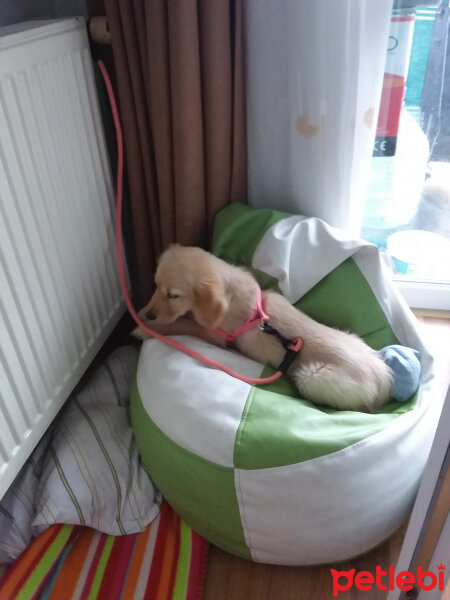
[211,288,270,346]
[211,288,303,374]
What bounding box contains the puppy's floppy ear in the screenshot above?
[192,277,228,329]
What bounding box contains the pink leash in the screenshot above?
[98,60,290,386]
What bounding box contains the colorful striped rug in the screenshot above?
[0,502,208,599]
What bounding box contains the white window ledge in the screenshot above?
[394,278,450,311]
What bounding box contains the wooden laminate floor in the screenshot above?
[203,523,408,600]
[203,315,450,600]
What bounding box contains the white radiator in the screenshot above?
[0,18,125,499]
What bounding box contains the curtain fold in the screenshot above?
[104,0,246,304]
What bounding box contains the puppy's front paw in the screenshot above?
[131,321,153,341]
[131,304,155,341]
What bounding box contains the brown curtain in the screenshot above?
[104,0,247,305]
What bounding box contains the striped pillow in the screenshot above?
[0,347,161,563]
[0,429,51,564]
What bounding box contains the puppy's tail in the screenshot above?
[291,357,393,412]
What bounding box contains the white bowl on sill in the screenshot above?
[387,229,450,279]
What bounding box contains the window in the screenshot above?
[361,3,450,310]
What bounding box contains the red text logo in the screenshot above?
[330,564,446,597]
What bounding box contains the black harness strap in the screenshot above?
[259,322,303,374]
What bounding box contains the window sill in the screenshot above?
[394,278,450,311]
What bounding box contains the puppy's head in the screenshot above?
[144,245,229,329]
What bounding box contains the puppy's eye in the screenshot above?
[167,292,180,300]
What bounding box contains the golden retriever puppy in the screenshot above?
[133,245,393,412]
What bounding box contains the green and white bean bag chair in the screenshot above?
[131,204,438,565]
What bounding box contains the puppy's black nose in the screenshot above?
[145,309,156,320]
